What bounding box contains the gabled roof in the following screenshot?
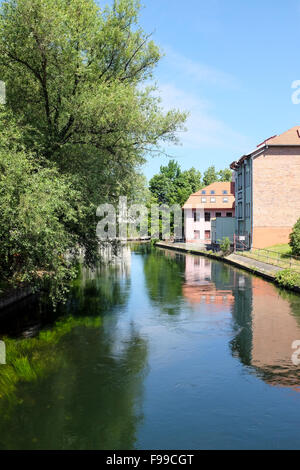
[183,181,235,209]
[230,125,300,170]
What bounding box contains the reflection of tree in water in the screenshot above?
[67,263,131,318]
[0,252,149,450]
[143,248,184,315]
[0,324,148,450]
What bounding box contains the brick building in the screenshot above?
[230,126,300,248]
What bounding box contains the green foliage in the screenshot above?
[217,168,233,182]
[202,165,218,187]
[149,160,232,207]
[0,110,88,304]
[203,165,232,186]
[219,237,231,256]
[275,269,300,289]
[149,160,202,207]
[0,0,187,302]
[289,218,300,256]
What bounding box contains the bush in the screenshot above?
[289,218,300,256]
[0,112,88,305]
[219,237,231,256]
[275,269,300,289]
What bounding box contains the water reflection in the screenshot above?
[231,276,300,388]
[155,248,300,389]
[183,255,234,309]
[0,245,148,450]
[1,245,300,449]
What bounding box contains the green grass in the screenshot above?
[239,243,300,272]
[266,244,292,256]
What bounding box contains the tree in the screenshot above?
[0,0,187,262]
[202,165,218,187]
[0,110,87,304]
[289,218,300,256]
[218,168,232,182]
[149,160,202,207]
[0,0,187,300]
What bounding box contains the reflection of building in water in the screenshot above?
[183,255,234,309]
[231,273,300,389]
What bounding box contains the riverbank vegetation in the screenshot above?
[0,0,186,304]
[275,269,300,289]
[290,219,300,256]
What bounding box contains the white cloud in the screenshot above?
[162,48,239,89]
[158,82,250,152]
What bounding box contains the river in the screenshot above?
[1,244,300,450]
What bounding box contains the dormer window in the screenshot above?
[210,190,215,194]
[223,190,228,194]
[201,190,206,194]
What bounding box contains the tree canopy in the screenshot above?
[0,0,186,302]
[149,161,232,206]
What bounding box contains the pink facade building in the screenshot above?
[183,181,235,243]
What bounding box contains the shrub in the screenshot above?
[219,237,231,256]
[289,218,300,256]
[275,269,300,289]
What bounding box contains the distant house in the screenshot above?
[183,181,235,243]
[230,126,300,249]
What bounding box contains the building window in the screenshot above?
[201,190,206,194]
[238,202,243,219]
[193,209,200,222]
[201,197,206,203]
[238,172,242,190]
[216,212,221,217]
[210,197,216,203]
[210,190,215,194]
[223,197,228,203]
[245,166,250,187]
[205,230,211,240]
[194,230,200,240]
[226,212,232,217]
[223,190,228,194]
[205,212,211,222]
[246,203,250,218]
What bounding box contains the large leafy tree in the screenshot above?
[203,165,232,186]
[149,160,202,207]
[0,0,186,298]
[0,110,88,303]
[149,160,231,207]
[0,0,186,251]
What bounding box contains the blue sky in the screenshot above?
[136,0,300,179]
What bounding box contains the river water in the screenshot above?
[1,244,300,450]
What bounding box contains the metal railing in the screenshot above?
[236,247,300,272]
